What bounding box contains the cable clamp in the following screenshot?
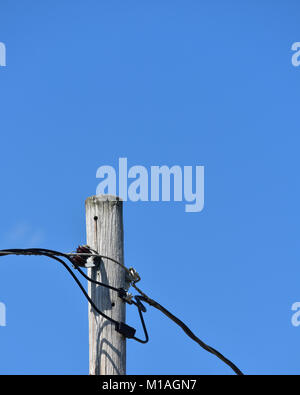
[115,322,136,339]
[128,267,141,284]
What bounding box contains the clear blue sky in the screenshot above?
[0,0,299,375]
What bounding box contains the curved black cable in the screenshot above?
[128,296,149,344]
[73,263,149,344]
[135,293,243,375]
[0,248,147,342]
[0,248,243,373]
[0,249,118,326]
[0,248,122,294]
[42,254,119,326]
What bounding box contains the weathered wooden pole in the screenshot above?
[85,195,126,375]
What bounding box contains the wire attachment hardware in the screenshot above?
[118,289,134,304]
[69,245,101,269]
[128,267,141,284]
[115,322,136,339]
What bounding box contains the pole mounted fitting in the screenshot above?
[128,267,141,284]
[118,288,134,304]
[69,245,101,269]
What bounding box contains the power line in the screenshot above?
[0,248,147,342]
[0,247,243,375]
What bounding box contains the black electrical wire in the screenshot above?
[0,249,119,325]
[0,248,120,293]
[0,248,148,343]
[130,296,149,344]
[0,248,243,374]
[132,285,243,375]
[40,253,119,326]
[72,247,243,374]
[73,262,149,343]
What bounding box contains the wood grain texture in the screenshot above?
[86,195,126,375]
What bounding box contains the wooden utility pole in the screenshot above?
[85,195,126,375]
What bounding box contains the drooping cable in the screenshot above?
[0,247,243,374]
[132,283,243,375]
[0,248,148,342]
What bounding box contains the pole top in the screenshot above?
[85,195,123,205]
